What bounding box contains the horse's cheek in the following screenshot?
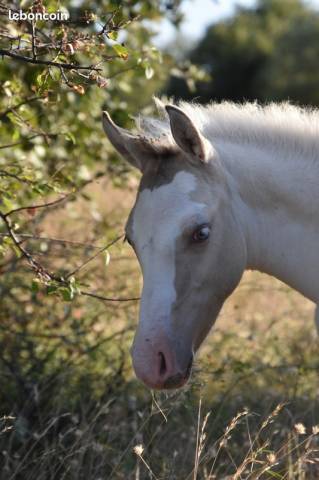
[214,212,247,300]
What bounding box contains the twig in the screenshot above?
[0,212,140,303]
[65,233,124,278]
[59,66,74,88]
[3,194,71,218]
[0,95,45,119]
[80,290,140,302]
[0,211,55,282]
[0,48,102,71]
[108,65,137,79]
[0,170,33,184]
[0,233,104,249]
[0,132,57,149]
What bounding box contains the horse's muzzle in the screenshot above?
[131,332,193,390]
[163,356,193,389]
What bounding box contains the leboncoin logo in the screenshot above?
[9,10,69,21]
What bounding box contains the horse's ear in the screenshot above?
[102,111,154,172]
[165,105,210,163]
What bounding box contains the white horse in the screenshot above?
[102,100,319,390]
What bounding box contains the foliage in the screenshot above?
[0,0,193,305]
[166,0,319,105]
[1,1,319,479]
[0,1,191,476]
[1,271,319,478]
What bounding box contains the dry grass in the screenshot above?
[1,178,319,479]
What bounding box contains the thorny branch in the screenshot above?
[0,207,140,303]
[0,48,103,72]
[0,233,105,249]
[0,3,142,303]
[0,2,138,89]
[3,193,71,218]
[0,211,53,283]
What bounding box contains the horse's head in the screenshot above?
[102,103,247,389]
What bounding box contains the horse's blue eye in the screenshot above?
[192,225,210,243]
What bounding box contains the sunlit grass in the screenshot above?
[1,181,318,479]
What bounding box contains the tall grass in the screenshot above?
[1,181,318,479]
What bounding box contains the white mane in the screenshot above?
[138,99,319,161]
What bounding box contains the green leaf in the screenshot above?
[11,129,20,141]
[65,132,76,144]
[145,65,154,80]
[47,285,58,295]
[36,71,48,89]
[61,287,74,301]
[31,280,39,293]
[112,44,129,60]
[49,68,61,82]
[108,31,118,41]
[2,196,15,211]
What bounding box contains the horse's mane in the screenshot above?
[137,98,319,160]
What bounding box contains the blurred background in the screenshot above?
[1,0,319,478]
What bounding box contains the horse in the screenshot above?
[102,99,319,390]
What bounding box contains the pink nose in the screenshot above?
[131,335,192,390]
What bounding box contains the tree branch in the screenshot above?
[65,233,124,279]
[0,211,54,282]
[80,290,139,303]
[0,48,102,71]
[0,133,58,149]
[0,96,46,120]
[0,233,104,249]
[3,194,71,218]
[0,212,140,303]
[0,170,33,184]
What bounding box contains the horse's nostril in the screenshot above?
[158,351,167,376]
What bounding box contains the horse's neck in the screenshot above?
[220,140,319,303]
